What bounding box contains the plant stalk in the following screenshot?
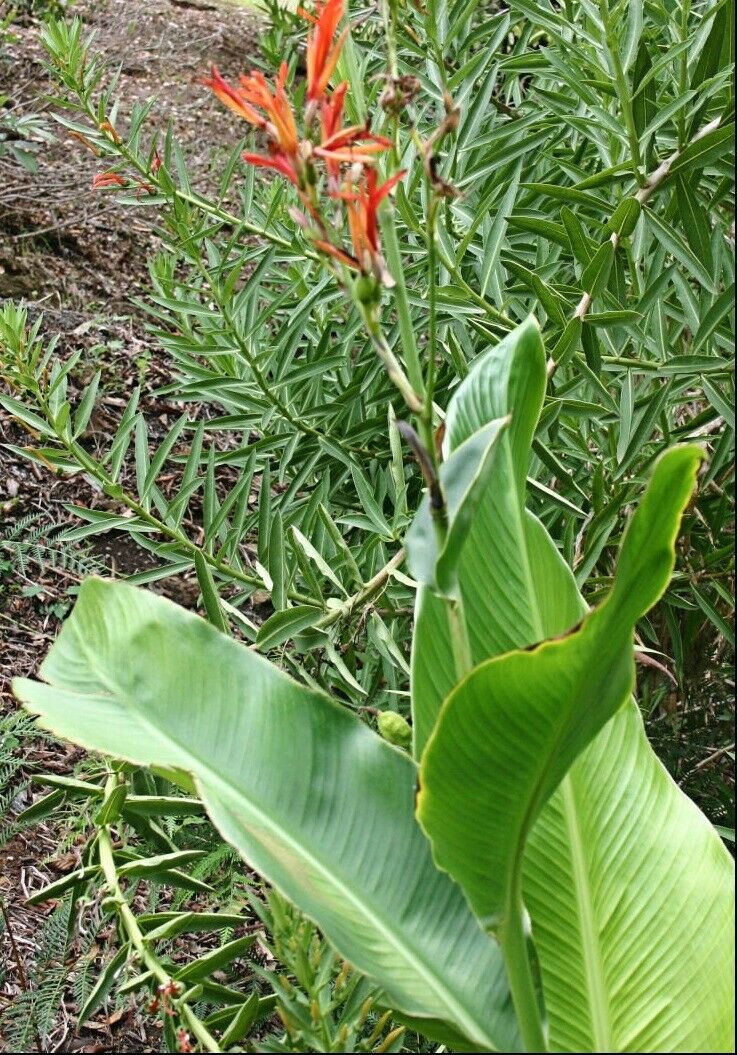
[498,884,548,1053]
[97,776,222,1052]
[422,195,441,466]
[446,594,473,682]
[360,305,424,414]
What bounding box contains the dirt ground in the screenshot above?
[1,1,265,1049]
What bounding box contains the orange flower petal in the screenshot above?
[314,238,359,269]
[242,151,299,185]
[203,66,266,127]
[306,0,346,100]
[315,26,349,98]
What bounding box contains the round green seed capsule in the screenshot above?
[355,273,379,305]
[377,710,412,750]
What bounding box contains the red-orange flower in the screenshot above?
[202,65,267,128]
[345,168,406,267]
[319,81,347,182]
[238,63,300,156]
[203,41,404,286]
[204,62,302,185]
[318,167,405,279]
[300,0,347,102]
[316,81,391,187]
[203,62,299,155]
[242,150,300,186]
[91,171,127,189]
[320,81,348,141]
[314,125,392,165]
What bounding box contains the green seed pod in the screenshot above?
[377,710,412,750]
[355,273,379,305]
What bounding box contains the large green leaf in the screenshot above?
[525,704,734,1053]
[417,444,702,926]
[411,320,734,1051]
[411,316,548,754]
[14,580,520,1053]
[405,416,510,596]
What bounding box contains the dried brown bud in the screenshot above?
[422,91,461,197]
[443,90,460,131]
[379,75,421,116]
[98,120,121,144]
[427,155,460,198]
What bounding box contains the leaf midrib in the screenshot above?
[70,618,500,1051]
[511,502,611,1049]
[561,774,612,1051]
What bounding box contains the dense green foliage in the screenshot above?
[14,324,735,1052]
[1,0,734,1050]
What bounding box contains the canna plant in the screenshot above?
[5,0,735,1051]
[14,321,735,1053]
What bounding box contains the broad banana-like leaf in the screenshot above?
[412,317,734,1051]
[418,444,701,926]
[525,701,734,1053]
[405,416,509,595]
[14,580,520,1053]
[411,316,549,754]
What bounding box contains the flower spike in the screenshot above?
[301,0,348,102]
[202,66,267,128]
[91,171,127,190]
[203,25,406,287]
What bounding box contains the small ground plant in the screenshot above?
[0,5,56,172]
[1,0,734,1051]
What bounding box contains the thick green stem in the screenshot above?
[446,594,473,682]
[98,825,167,985]
[380,209,425,396]
[422,196,441,464]
[499,884,548,1053]
[360,305,424,414]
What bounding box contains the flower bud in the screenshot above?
[354,273,380,305]
[377,711,412,750]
